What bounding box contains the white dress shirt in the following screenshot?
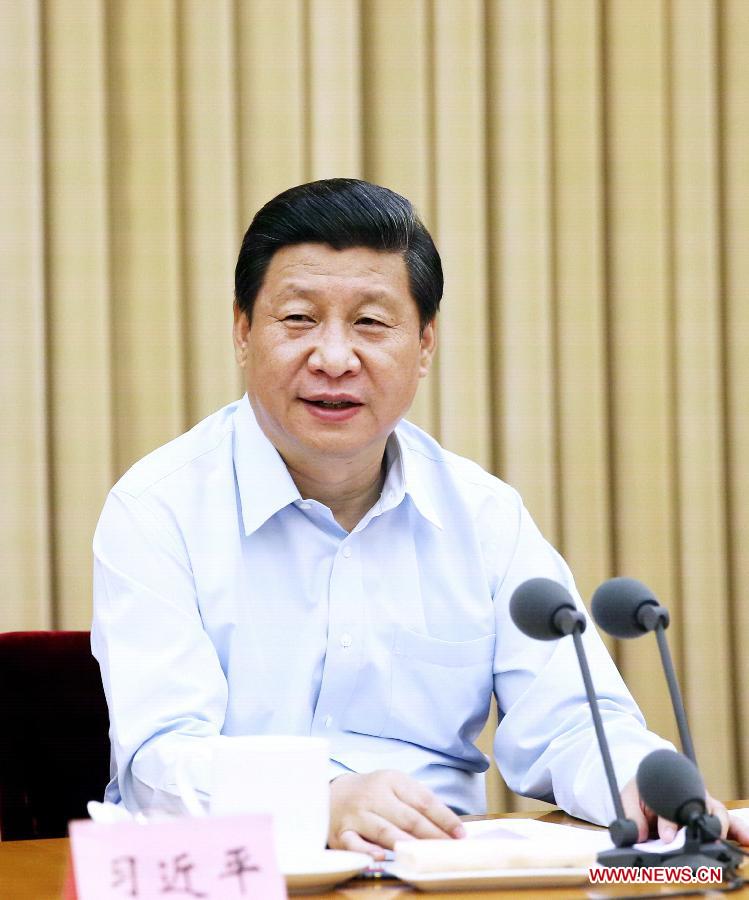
[92,395,669,824]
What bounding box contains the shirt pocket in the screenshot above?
[381,626,496,758]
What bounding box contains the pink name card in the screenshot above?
[69,813,287,899]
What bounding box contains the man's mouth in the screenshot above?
[302,397,362,410]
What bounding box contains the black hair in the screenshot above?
[234,178,443,330]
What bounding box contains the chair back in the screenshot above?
[0,631,110,840]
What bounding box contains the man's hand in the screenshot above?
[328,770,466,859]
[621,776,749,845]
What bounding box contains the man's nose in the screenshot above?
[307,326,361,377]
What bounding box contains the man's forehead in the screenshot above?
[273,279,401,304]
[265,243,409,290]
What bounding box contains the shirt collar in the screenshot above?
[233,395,301,536]
[389,427,443,530]
[233,396,443,535]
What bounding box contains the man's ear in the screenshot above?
[233,301,250,367]
[418,317,437,378]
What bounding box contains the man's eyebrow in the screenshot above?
[272,282,315,298]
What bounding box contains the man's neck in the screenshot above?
[285,450,388,533]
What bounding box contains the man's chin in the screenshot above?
[297,436,380,461]
[288,425,391,465]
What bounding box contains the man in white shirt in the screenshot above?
[92,178,748,858]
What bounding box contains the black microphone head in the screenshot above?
[510,578,580,641]
[591,577,663,639]
[636,749,706,825]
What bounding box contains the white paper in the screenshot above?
[463,817,685,853]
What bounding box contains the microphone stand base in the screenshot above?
[658,839,744,880]
[597,847,663,868]
[597,837,743,881]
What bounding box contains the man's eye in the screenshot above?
[356,317,386,327]
[283,314,314,324]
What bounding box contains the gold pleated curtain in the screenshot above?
[1,0,748,813]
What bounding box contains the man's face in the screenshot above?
[233,243,436,470]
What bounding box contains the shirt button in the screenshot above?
[340,633,352,648]
[342,546,352,558]
[299,502,311,510]
[324,715,333,728]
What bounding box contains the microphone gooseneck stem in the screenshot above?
[571,628,627,822]
[654,623,697,766]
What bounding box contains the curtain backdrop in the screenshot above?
[2,0,748,813]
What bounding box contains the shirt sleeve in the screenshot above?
[92,488,230,815]
[93,488,353,815]
[491,503,673,825]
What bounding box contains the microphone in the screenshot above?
[510,578,639,849]
[634,749,744,879]
[591,577,669,637]
[509,578,587,640]
[591,582,743,879]
[591,578,696,766]
[636,749,718,836]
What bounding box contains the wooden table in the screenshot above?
[1,807,747,899]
